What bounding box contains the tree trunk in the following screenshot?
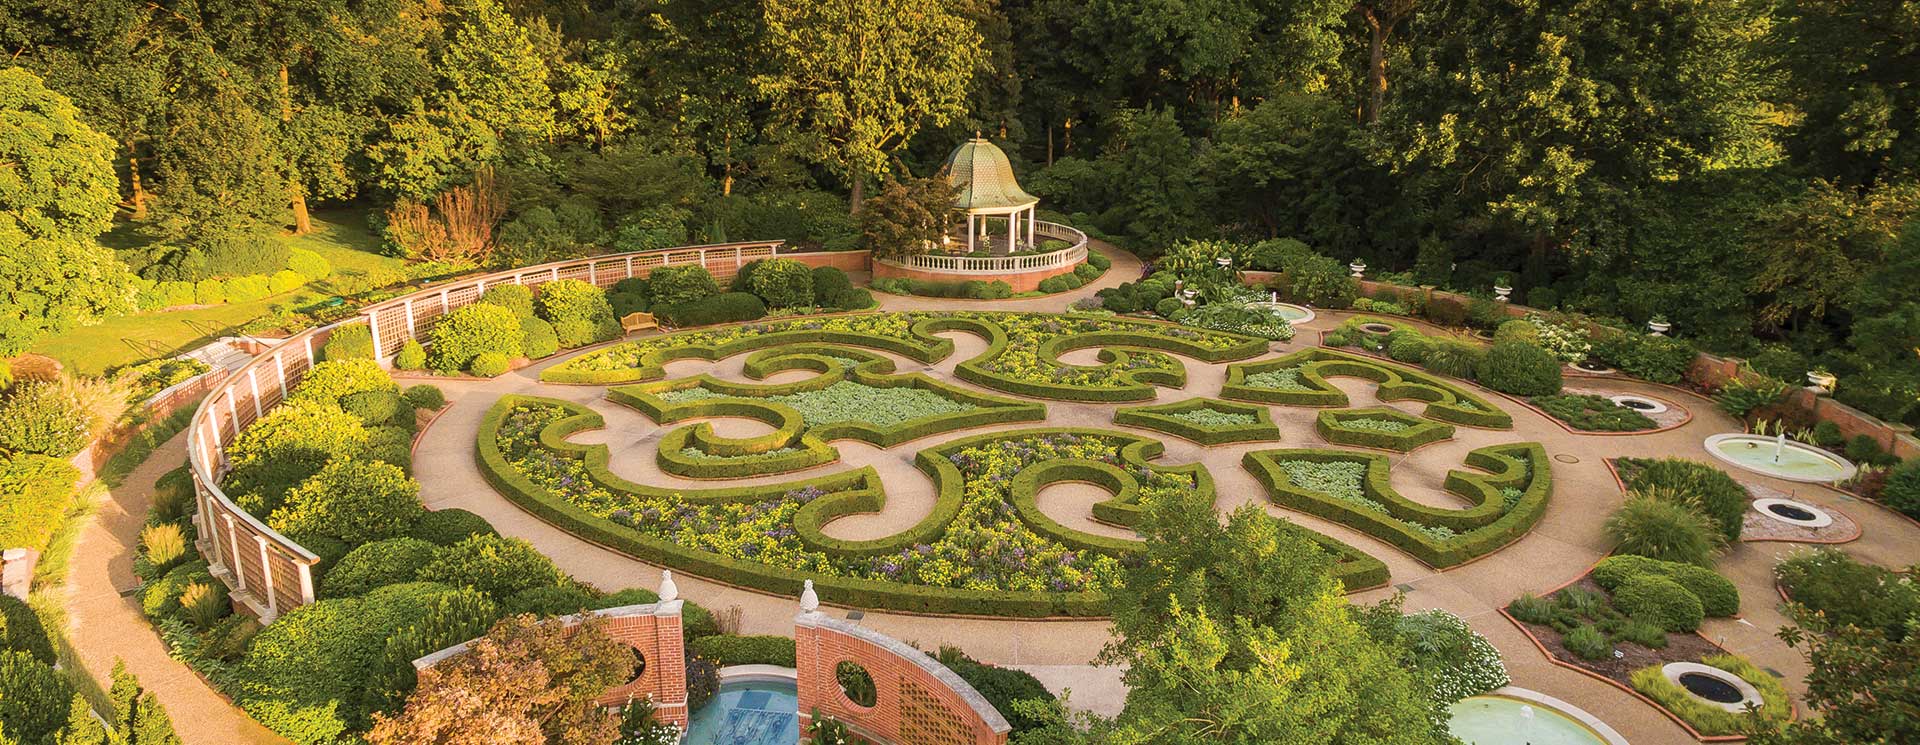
[1047,124,1054,166]
[849,173,865,214]
[281,65,313,234]
[1364,9,1388,123]
[128,153,148,219]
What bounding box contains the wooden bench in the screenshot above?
[620,312,658,334]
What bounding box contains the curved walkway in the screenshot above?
[62,431,289,745]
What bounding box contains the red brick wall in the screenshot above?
[784,250,873,273]
[872,261,1081,293]
[795,616,1008,745]
[596,608,689,728]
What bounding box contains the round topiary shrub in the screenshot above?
[289,358,397,407]
[288,247,332,280]
[647,265,720,305]
[1476,341,1564,396]
[1614,574,1704,632]
[321,323,375,361]
[407,508,497,546]
[468,351,510,377]
[0,381,89,457]
[745,258,814,308]
[535,279,619,346]
[1593,554,1739,617]
[269,459,424,546]
[0,649,74,744]
[811,266,852,306]
[416,534,565,599]
[1387,333,1433,364]
[340,389,404,426]
[520,316,561,359]
[426,304,522,374]
[394,339,427,371]
[403,384,446,412]
[477,284,536,319]
[321,537,442,597]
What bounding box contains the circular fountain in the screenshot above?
[1447,687,1626,745]
[1248,291,1316,324]
[1661,663,1764,714]
[1752,497,1835,528]
[1608,395,1668,414]
[1703,433,1857,483]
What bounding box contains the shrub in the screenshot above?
[1614,574,1704,632]
[180,580,230,629]
[416,534,565,599]
[394,339,426,371]
[654,292,767,327]
[288,247,331,280]
[811,267,853,306]
[468,351,510,377]
[1604,491,1726,567]
[1506,593,1556,624]
[648,265,720,305]
[203,232,290,276]
[371,587,499,707]
[690,635,798,667]
[1494,319,1539,345]
[0,381,89,456]
[1844,434,1889,465]
[1592,333,1695,384]
[501,583,598,616]
[1774,548,1920,639]
[1530,394,1655,432]
[194,278,225,304]
[360,425,412,468]
[408,508,497,546]
[427,304,522,373]
[612,277,651,299]
[936,650,1058,734]
[1421,341,1483,380]
[1426,297,1468,326]
[1593,555,1740,617]
[1625,459,1748,542]
[141,560,212,620]
[520,317,560,359]
[535,279,619,346]
[140,522,187,572]
[1393,610,1510,703]
[1525,287,1558,309]
[831,289,874,310]
[1714,375,1789,418]
[1387,334,1433,364]
[1811,421,1845,448]
[341,390,405,426]
[477,284,536,319]
[291,358,397,407]
[743,258,814,307]
[1475,341,1563,396]
[1038,276,1069,293]
[0,595,55,664]
[403,384,447,412]
[235,582,454,738]
[269,459,425,546]
[1562,623,1612,660]
[225,274,272,302]
[1275,252,1358,307]
[1885,459,1920,518]
[0,650,73,744]
[1074,262,1101,281]
[0,460,90,563]
[223,399,369,513]
[158,280,196,307]
[609,291,648,317]
[322,537,442,598]
[268,269,306,294]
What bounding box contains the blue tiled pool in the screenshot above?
[685,679,800,745]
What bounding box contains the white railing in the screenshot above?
[186,240,784,622]
[878,220,1088,275]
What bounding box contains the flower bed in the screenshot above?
[479,397,1385,614]
[1242,443,1552,567]
[1314,407,1455,451]
[1530,393,1658,432]
[1112,398,1282,445]
[1222,347,1513,428]
[544,311,1267,402]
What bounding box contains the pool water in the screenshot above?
[684,680,799,745]
[1448,696,1608,745]
[1709,436,1855,482]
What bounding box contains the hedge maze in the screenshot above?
[463,311,1558,616]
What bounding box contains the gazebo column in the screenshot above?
[1007,211,1016,254]
[967,213,976,254]
[1027,207,1035,246]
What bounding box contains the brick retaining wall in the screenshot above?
[795,610,1009,745]
[872,260,1081,293]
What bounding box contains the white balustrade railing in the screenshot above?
[878,220,1088,275]
[186,240,783,622]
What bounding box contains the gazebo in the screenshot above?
[940,137,1039,256]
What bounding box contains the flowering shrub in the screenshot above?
[1396,610,1508,703]
[1525,313,1592,363]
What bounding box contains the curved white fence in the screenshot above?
[185,241,782,621]
[877,220,1087,274]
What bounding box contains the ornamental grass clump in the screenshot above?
[1604,489,1726,567]
[139,522,186,572]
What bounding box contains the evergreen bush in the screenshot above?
[1614,574,1704,632]
[322,538,443,597]
[745,258,814,307]
[426,304,522,373]
[1475,341,1563,396]
[468,351,510,377]
[648,265,720,305]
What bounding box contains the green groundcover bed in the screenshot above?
[542,310,1269,401]
[477,395,1387,616]
[1222,346,1514,429]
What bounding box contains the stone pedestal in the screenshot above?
[1,548,39,599]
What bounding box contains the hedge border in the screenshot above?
[1313,407,1456,452]
[922,314,1267,402]
[480,398,1387,614]
[540,311,950,385]
[1242,442,1552,567]
[1112,398,1282,445]
[1222,347,1513,429]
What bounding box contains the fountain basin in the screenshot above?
[1703,434,1857,483]
[1752,497,1834,528]
[685,667,801,745]
[1661,662,1764,714]
[1248,301,1315,324]
[1447,687,1626,745]
[1608,394,1668,414]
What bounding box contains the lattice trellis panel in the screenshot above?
[900,677,974,745]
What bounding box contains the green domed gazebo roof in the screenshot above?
[940,137,1038,212]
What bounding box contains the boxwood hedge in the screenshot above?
[1314,407,1456,452]
[1112,398,1282,445]
[1222,347,1513,429]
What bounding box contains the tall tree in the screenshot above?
[0,68,133,356]
[755,0,983,211]
[1772,0,1920,187]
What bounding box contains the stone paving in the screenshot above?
[67,239,1920,744]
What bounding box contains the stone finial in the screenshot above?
[799,579,819,612]
[658,570,678,602]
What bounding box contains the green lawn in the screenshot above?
[31,209,405,377]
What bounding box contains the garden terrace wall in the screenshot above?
[184,241,822,623]
[795,609,1010,745]
[873,220,1090,293]
[412,601,690,728]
